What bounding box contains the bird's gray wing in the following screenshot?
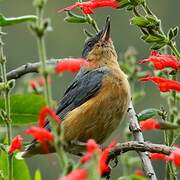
[55,66,109,120]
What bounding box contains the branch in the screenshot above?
[112,141,174,156]
[128,102,157,180]
[1,59,61,81]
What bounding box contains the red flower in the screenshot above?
[25,127,54,143]
[28,77,51,91]
[80,139,116,175]
[168,149,180,167]
[29,80,38,90]
[55,58,88,74]
[149,153,168,161]
[140,119,160,131]
[59,0,119,14]
[87,139,100,153]
[99,141,116,175]
[140,76,180,92]
[37,76,51,87]
[38,106,61,128]
[134,169,144,177]
[99,147,110,175]
[60,169,88,180]
[139,51,180,70]
[80,139,100,163]
[8,135,23,154]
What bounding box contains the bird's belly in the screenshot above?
[62,76,130,150]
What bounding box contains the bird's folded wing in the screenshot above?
[56,66,110,120]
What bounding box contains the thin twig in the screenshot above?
[2,59,61,81]
[128,102,157,180]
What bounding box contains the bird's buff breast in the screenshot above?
[62,71,131,154]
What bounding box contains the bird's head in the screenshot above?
[82,17,117,63]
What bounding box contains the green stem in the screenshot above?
[37,37,52,106]
[36,8,52,107]
[86,15,99,32]
[34,4,69,173]
[0,28,13,180]
[168,41,180,59]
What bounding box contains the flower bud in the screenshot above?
[33,0,47,9]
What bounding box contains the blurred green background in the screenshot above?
[1,0,180,179]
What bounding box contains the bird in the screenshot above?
[22,17,131,157]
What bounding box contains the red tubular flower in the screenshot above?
[149,153,168,161]
[80,139,100,164]
[59,0,120,14]
[37,76,51,87]
[87,139,100,153]
[140,119,160,131]
[168,149,180,167]
[28,77,51,91]
[55,58,88,74]
[99,147,110,175]
[80,139,116,175]
[29,80,38,90]
[38,106,61,128]
[8,135,23,154]
[60,169,88,180]
[25,127,54,143]
[80,153,92,164]
[139,51,180,70]
[99,141,116,175]
[140,76,180,92]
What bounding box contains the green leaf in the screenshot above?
[126,5,134,11]
[130,16,149,28]
[151,42,167,50]
[141,34,166,43]
[0,151,31,180]
[138,108,160,121]
[172,26,179,37]
[64,12,87,24]
[34,169,42,180]
[168,28,174,41]
[0,94,46,125]
[146,15,160,28]
[129,0,145,6]
[117,0,130,9]
[0,14,37,27]
[167,26,179,40]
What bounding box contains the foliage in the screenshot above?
[0,94,46,125]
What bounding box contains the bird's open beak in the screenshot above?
[101,17,111,41]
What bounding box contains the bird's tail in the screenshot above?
[17,141,55,159]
